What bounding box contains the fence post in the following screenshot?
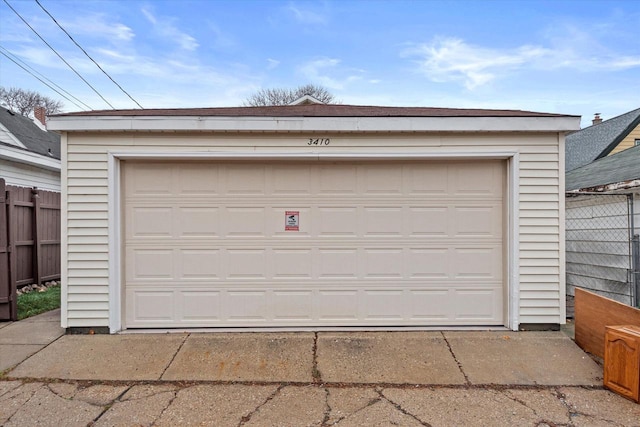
[32,187,42,286]
[0,179,11,320]
[5,186,18,320]
[633,234,640,308]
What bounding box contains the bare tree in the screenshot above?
[0,86,64,117]
[243,84,336,106]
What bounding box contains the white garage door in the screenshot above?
[122,160,505,328]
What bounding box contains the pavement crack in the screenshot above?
[159,333,189,380]
[152,389,179,425]
[3,382,42,426]
[378,389,432,427]
[312,332,322,383]
[238,384,284,426]
[321,387,331,427]
[89,385,132,424]
[441,331,470,385]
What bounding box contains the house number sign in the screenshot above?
[307,138,330,146]
[285,211,299,231]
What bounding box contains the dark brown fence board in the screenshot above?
[575,288,640,358]
[0,179,60,320]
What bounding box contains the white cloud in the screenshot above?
[61,14,134,42]
[403,38,548,90]
[267,58,280,70]
[141,7,198,51]
[404,33,640,90]
[298,58,362,90]
[287,3,327,25]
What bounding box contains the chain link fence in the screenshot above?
[566,193,638,306]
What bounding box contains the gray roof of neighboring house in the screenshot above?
[0,107,61,159]
[565,107,640,172]
[565,144,640,191]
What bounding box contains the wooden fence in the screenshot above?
[0,178,61,320]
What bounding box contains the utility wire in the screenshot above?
[3,0,115,109]
[35,0,144,109]
[0,44,92,110]
[0,49,90,111]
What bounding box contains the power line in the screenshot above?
[35,0,144,109]
[0,49,90,111]
[2,0,115,109]
[0,44,93,110]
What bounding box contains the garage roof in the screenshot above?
[47,104,580,133]
[52,104,571,118]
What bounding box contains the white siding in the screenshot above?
[63,132,563,328]
[0,158,61,192]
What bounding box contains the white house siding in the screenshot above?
[0,158,61,192]
[62,132,563,329]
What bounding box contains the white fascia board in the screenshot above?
[47,115,581,133]
[0,122,27,148]
[0,143,61,171]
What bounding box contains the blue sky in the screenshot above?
[1,0,639,126]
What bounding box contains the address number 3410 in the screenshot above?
[307,138,330,146]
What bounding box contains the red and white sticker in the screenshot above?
[285,211,299,231]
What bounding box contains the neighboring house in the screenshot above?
[47,103,579,333]
[565,107,640,172]
[565,145,640,306]
[0,107,61,191]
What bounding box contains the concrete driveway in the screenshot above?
[2,310,639,426]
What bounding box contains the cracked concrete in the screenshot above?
[0,381,638,426]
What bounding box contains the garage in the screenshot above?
[122,159,505,328]
[47,102,580,332]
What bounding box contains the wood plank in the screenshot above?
[575,288,640,358]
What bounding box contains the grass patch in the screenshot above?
[17,285,61,320]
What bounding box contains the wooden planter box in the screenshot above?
[604,325,640,402]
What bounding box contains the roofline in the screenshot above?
[595,112,640,159]
[47,115,581,133]
[0,141,61,171]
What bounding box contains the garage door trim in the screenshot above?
[106,150,520,332]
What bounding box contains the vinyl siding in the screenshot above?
[608,124,640,155]
[0,158,61,191]
[63,132,563,328]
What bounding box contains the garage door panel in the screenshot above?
[406,164,448,194]
[179,207,219,237]
[182,291,222,321]
[363,166,403,194]
[318,207,359,236]
[226,291,268,321]
[453,205,502,237]
[364,249,403,278]
[128,207,173,238]
[123,160,505,328]
[272,291,313,320]
[224,207,266,237]
[319,249,359,278]
[272,165,312,195]
[363,207,403,236]
[128,249,173,280]
[128,163,173,195]
[409,207,449,236]
[318,165,358,194]
[453,247,502,279]
[273,249,313,278]
[177,163,220,195]
[454,289,502,320]
[363,290,405,320]
[180,249,221,279]
[227,249,267,279]
[225,165,266,194]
